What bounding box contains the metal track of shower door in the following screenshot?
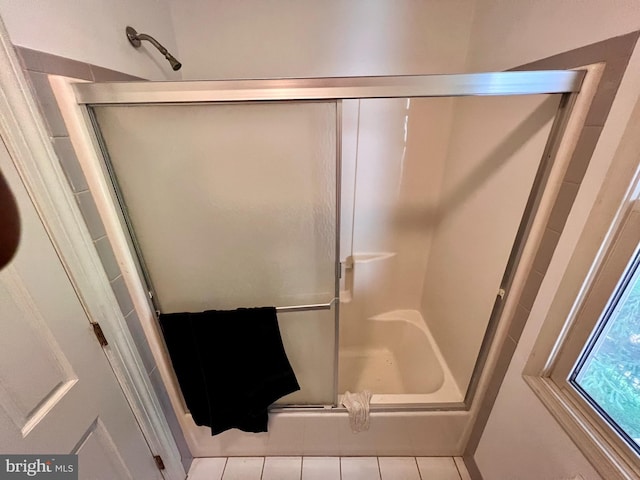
[87,107,162,316]
[74,71,584,104]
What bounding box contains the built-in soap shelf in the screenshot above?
[340,252,397,303]
[346,252,397,265]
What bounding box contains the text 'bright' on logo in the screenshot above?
[0,455,77,479]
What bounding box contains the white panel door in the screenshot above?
[0,138,163,480]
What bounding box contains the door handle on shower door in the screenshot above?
[340,256,355,303]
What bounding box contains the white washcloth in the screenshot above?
[341,390,372,433]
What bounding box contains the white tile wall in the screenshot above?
[188,457,465,480]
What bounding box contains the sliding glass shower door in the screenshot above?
[78,71,584,418]
[92,101,339,405]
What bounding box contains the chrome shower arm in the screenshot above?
[126,26,181,71]
[136,33,169,55]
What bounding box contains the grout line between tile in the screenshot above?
[414,457,422,480]
[376,457,382,480]
[259,457,265,480]
[452,457,463,480]
[220,457,228,479]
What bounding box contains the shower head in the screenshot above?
[165,53,182,71]
[126,26,182,71]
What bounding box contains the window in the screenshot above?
[525,200,640,479]
[571,245,640,454]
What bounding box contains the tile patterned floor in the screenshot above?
[188,456,470,480]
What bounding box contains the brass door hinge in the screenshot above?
[153,455,165,470]
[92,323,108,347]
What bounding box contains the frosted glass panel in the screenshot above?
[276,307,336,405]
[93,102,337,313]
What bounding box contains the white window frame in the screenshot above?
[524,111,640,479]
[553,201,640,452]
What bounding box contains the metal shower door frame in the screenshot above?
[75,70,584,411]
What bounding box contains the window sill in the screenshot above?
[524,375,640,479]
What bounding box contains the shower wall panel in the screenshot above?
[419,95,561,394]
[340,98,455,347]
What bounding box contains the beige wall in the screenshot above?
[169,0,475,80]
[420,94,558,394]
[468,2,640,479]
[0,0,180,80]
[466,0,640,72]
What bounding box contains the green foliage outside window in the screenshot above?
[577,269,640,442]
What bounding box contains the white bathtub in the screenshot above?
[339,310,463,405]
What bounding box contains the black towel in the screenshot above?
[159,307,300,435]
